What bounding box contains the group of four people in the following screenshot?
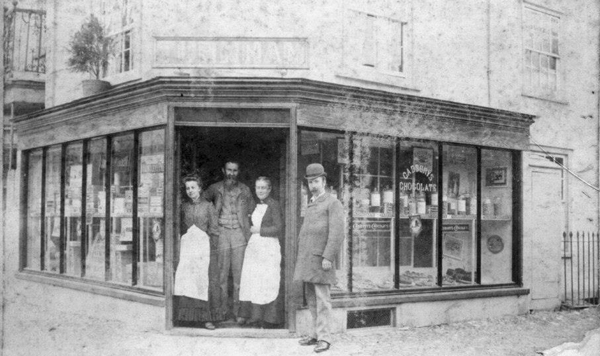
[174,160,343,353]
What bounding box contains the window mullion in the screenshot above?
[40,148,47,271]
[59,144,67,274]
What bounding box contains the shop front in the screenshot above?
[15,77,534,333]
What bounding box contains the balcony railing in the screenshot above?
[4,8,46,74]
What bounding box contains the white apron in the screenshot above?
[239,204,281,305]
[174,225,211,301]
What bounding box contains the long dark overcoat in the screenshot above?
[293,192,345,285]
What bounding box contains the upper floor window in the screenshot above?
[102,0,137,76]
[523,6,560,97]
[343,9,405,76]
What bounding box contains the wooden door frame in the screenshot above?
[164,104,297,330]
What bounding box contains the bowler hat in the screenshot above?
[304,163,327,179]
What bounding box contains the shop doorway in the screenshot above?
[174,126,288,329]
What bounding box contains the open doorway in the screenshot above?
[174,126,288,329]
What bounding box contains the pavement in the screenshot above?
[1,272,599,356]
[2,299,599,356]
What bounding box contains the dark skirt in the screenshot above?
[238,286,284,326]
[174,246,225,325]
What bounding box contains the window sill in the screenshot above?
[335,67,419,92]
[104,69,141,87]
[521,92,568,105]
[16,270,165,307]
[330,285,529,308]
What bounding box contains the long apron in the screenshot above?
[239,204,281,305]
[174,225,211,301]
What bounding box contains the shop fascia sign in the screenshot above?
[153,36,309,69]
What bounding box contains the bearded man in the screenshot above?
[204,160,255,323]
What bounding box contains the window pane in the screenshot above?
[362,15,376,67]
[26,150,43,270]
[549,57,557,70]
[298,130,349,292]
[542,38,550,53]
[378,18,403,73]
[44,146,62,273]
[532,52,539,69]
[85,138,107,280]
[523,8,560,95]
[64,143,83,276]
[123,31,132,72]
[138,129,165,290]
[481,150,513,284]
[442,145,477,286]
[345,11,363,68]
[398,141,438,288]
[351,135,395,292]
[541,55,549,70]
[110,134,134,284]
[549,73,557,91]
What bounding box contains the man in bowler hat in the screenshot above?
[294,163,345,353]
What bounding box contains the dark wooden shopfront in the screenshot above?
[15,78,534,333]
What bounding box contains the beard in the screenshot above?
[225,174,238,186]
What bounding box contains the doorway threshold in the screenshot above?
[167,325,294,339]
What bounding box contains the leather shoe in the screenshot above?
[298,336,318,346]
[314,340,330,353]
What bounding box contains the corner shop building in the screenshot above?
[14,77,534,333]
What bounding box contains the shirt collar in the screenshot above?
[310,191,325,203]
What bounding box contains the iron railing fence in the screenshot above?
[562,231,599,308]
[4,7,46,74]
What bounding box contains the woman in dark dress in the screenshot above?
[174,175,223,329]
[238,176,284,328]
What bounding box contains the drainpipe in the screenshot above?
[486,0,492,106]
[597,1,600,237]
[8,104,13,171]
[1,3,6,354]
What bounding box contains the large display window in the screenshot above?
[398,140,439,288]
[23,128,165,292]
[85,138,107,281]
[297,128,520,295]
[351,135,395,292]
[442,144,478,286]
[64,142,84,276]
[137,129,165,290]
[109,134,135,284]
[25,149,43,270]
[44,145,62,273]
[481,149,513,284]
[298,130,350,292]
